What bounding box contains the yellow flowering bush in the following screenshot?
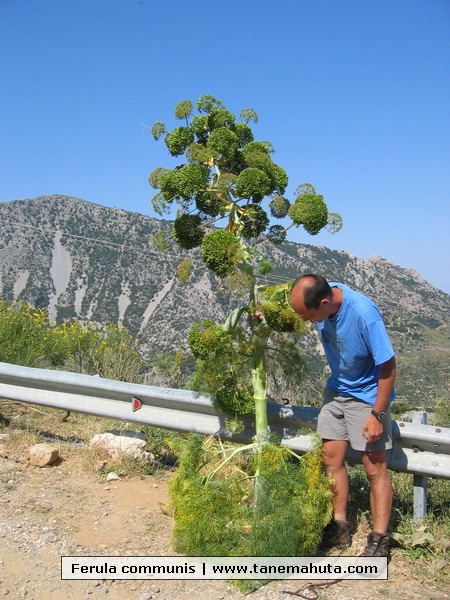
[0,300,143,380]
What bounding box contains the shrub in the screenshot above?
[169,434,333,591]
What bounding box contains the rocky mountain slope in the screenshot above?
[0,195,448,406]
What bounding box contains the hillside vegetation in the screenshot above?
[0,195,448,408]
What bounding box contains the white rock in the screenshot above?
[89,431,150,460]
[106,472,120,481]
[28,443,59,467]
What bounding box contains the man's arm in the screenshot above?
[362,356,396,443]
[373,356,396,413]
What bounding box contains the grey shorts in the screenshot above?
[317,388,392,452]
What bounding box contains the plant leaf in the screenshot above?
[391,532,409,547]
[223,307,248,331]
[410,531,435,547]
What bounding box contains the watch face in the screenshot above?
[372,409,386,421]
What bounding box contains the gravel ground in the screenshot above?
[0,436,449,600]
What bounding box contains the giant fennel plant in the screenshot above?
[149,95,341,585]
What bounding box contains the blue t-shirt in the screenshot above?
[315,283,395,406]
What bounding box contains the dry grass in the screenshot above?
[0,399,164,479]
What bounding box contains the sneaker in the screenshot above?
[320,519,351,549]
[362,531,390,557]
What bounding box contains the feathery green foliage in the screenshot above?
[177,258,193,283]
[266,224,287,244]
[151,121,166,140]
[169,434,333,591]
[150,94,339,257]
[201,230,240,277]
[258,283,307,333]
[174,100,193,120]
[165,126,194,156]
[289,190,329,235]
[152,230,169,252]
[207,127,239,158]
[241,204,270,238]
[172,214,205,249]
[269,194,290,218]
[187,320,226,360]
[195,191,223,217]
[326,211,344,234]
[188,320,255,416]
[235,168,272,201]
[175,164,210,200]
[148,167,169,190]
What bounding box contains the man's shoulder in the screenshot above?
[333,283,382,322]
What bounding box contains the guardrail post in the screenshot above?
[412,411,428,523]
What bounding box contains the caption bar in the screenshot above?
[61,556,387,580]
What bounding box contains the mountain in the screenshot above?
[0,195,448,407]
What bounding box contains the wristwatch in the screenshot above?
[371,409,386,422]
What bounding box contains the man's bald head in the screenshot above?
[290,275,334,322]
[290,274,332,308]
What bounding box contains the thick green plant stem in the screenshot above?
[252,336,269,442]
[252,334,270,507]
[204,443,255,482]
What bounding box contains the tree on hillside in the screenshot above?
[148,94,341,576]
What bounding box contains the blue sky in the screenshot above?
[1,0,449,293]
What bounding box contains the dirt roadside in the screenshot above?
[0,424,449,600]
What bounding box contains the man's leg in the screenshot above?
[317,392,353,548]
[322,439,350,521]
[319,439,351,549]
[361,450,393,534]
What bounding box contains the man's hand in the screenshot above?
[362,415,384,444]
[362,356,395,444]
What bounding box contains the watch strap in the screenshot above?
[371,409,386,421]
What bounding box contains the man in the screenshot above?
[290,274,396,557]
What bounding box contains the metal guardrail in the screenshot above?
[0,362,449,482]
